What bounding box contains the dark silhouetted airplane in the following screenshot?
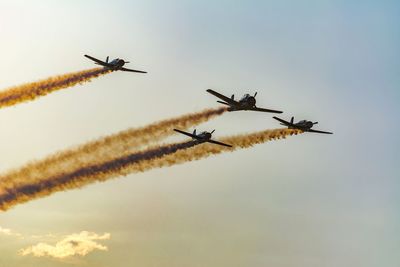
[206,89,282,113]
[273,116,333,134]
[174,129,233,147]
[84,54,147,73]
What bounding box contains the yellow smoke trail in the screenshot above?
[0,128,302,211]
[0,107,227,193]
[0,68,112,108]
[114,128,303,176]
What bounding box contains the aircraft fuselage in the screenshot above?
[228,94,256,111]
[106,58,126,69]
[195,131,212,140]
[289,120,314,131]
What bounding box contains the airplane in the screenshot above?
[84,54,147,73]
[173,129,233,147]
[206,89,283,113]
[273,116,333,134]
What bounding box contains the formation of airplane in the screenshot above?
[83,54,333,145]
[273,116,333,134]
[173,129,232,147]
[206,89,283,113]
[84,54,147,73]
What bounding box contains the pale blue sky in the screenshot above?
[0,1,398,266]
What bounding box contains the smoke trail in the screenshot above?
[0,128,301,211]
[112,128,303,177]
[0,68,112,108]
[0,107,226,193]
[0,141,199,210]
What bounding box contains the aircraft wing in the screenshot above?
[206,89,238,105]
[120,67,147,73]
[206,139,233,148]
[84,54,113,67]
[272,116,292,126]
[307,129,333,134]
[173,129,199,139]
[252,107,283,114]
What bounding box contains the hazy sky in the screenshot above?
[0,1,399,266]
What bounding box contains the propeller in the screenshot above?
[125,61,130,64]
[254,92,257,97]
[313,122,318,125]
[211,129,215,134]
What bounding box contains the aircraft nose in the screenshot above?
[249,97,256,106]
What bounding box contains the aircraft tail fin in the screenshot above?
[231,94,234,100]
[106,56,109,63]
[290,117,294,124]
[193,129,196,136]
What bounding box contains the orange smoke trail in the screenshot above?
[0,68,112,108]
[0,107,227,193]
[0,128,301,211]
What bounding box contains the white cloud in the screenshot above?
[0,226,22,238]
[18,231,110,259]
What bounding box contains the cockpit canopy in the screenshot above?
[241,94,251,100]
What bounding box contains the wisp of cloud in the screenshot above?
[19,231,110,259]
